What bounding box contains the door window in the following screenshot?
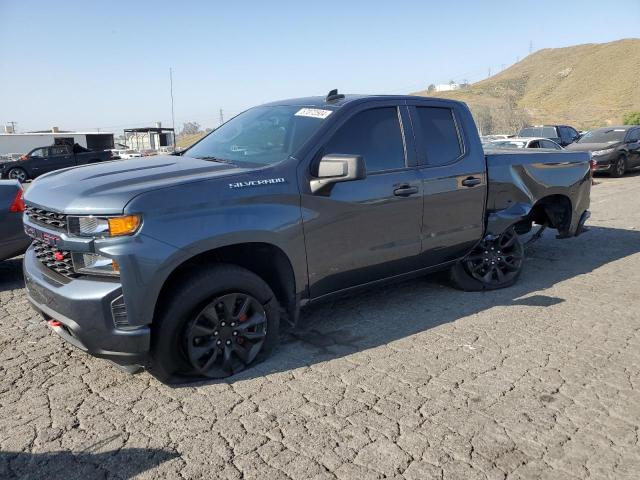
[540,140,561,149]
[414,107,462,166]
[50,146,69,156]
[528,140,541,148]
[627,129,640,142]
[323,107,405,173]
[559,126,577,144]
[28,148,47,158]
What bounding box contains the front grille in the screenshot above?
[25,205,68,231]
[32,240,77,278]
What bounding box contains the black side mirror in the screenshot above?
[310,154,366,193]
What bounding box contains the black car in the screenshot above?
[0,144,113,183]
[0,180,30,261]
[566,126,640,177]
[518,125,581,147]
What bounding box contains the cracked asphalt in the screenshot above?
[1,174,640,479]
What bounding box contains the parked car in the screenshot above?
[119,149,143,159]
[566,125,640,177]
[0,180,30,261]
[518,125,580,146]
[22,92,591,381]
[0,144,113,182]
[486,137,563,150]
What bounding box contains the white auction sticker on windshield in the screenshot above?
[295,108,333,119]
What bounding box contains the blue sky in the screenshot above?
[1,0,638,133]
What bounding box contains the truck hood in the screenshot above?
[565,142,620,152]
[24,155,251,214]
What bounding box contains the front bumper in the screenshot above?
[592,155,615,172]
[23,246,150,366]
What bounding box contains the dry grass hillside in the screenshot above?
[176,132,207,149]
[414,38,640,130]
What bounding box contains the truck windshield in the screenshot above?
[577,129,626,144]
[184,105,333,166]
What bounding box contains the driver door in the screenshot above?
[300,104,424,298]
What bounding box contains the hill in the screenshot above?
[413,38,640,132]
[176,132,207,149]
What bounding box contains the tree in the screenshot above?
[180,121,202,136]
[427,84,436,93]
[623,112,640,125]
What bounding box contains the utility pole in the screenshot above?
[169,68,176,147]
[488,67,491,78]
[529,40,533,55]
[219,109,224,126]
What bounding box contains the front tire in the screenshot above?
[610,155,627,178]
[150,264,280,382]
[450,228,524,291]
[7,167,28,183]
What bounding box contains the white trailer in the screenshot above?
[0,131,114,156]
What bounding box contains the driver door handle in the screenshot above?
[393,185,419,197]
[461,176,481,187]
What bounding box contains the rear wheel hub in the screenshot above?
[464,229,523,285]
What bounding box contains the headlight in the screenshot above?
[592,148,615,157]
[67,214,141,237]
[72,252,120,276]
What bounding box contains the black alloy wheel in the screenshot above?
[464,228,523,286]
[611,156,626,178]
[8,167,27,183]
[184,292,268,378]
[450,227,524,291]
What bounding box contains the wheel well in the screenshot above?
[154,242,296,325]
[514,195,572,235]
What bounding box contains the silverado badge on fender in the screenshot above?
[228,178,286,189]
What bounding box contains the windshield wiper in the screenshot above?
[193,156,236,165]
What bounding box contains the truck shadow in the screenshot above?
[224,224,640,383]
[0,447,179,479]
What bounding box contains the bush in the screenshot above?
[623,112,640,125]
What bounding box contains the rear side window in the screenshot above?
[324,107,405,173]
[51,146,68,155]
[414,107,463,166]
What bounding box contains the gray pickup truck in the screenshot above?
[22,92,591,381]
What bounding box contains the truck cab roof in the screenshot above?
[262,93,465,109]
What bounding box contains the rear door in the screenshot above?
[43,145,74,173]
[300,102,424,298]
[408,101,486,265]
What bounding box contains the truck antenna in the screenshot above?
[326,89,345,102]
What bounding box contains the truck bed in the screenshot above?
[484,149,592,237]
